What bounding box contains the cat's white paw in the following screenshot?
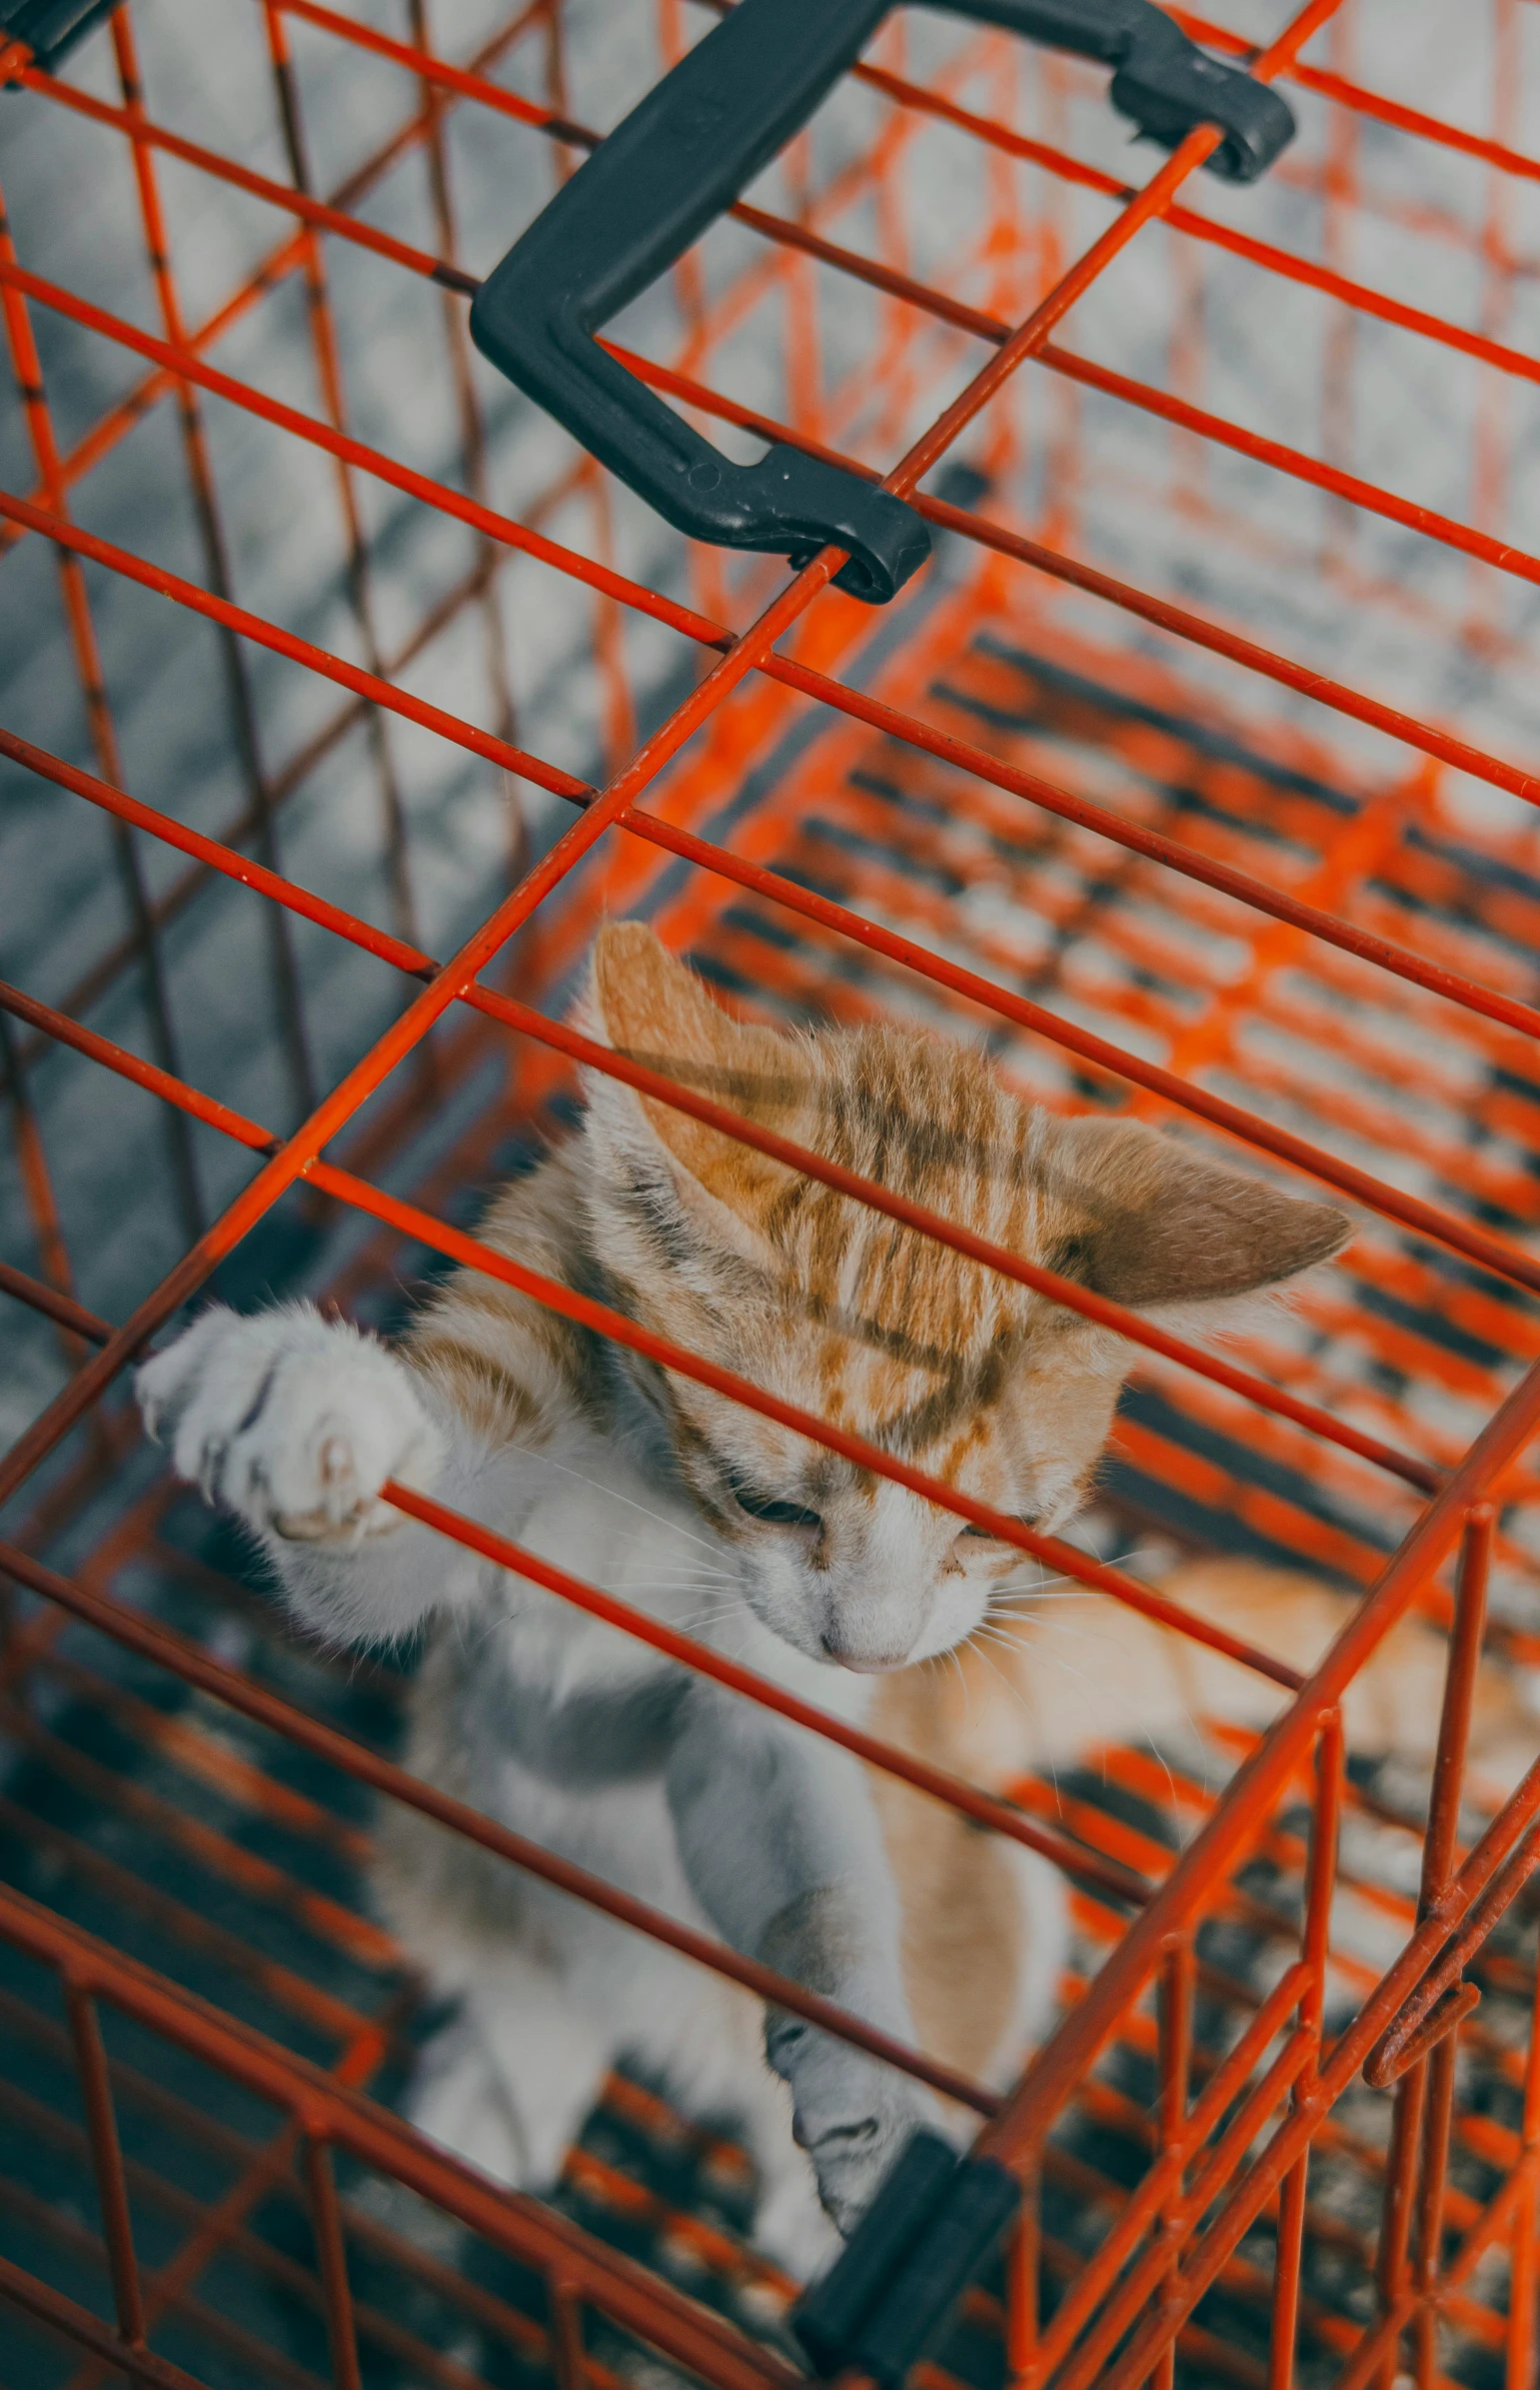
[137,1303,443,1543]
[753,2159,841,2284]
[768,2021,943,2238]
[405,2011,526,2187]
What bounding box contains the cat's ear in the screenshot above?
[1046,1115,1350,1309]
[582,921,802,1220]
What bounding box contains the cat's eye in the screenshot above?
[733,1486,822,1530]
[960,1512,1036,1540]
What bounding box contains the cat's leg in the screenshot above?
[404,2005,526,2185]
[460,1952,613,2190]
[379,1808,612,2193]
[737,2074,840,2285]
[136,1302,484,1647]
[666,1684,936,2237]
[403,1948,612,2193]
[613,1949,838,2284]
[745,1842,1060,2268]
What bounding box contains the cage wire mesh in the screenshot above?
[5,2,1540,2387]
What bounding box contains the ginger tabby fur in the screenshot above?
[872,1556,1540,2086]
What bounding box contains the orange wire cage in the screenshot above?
[5,3,1540,2388]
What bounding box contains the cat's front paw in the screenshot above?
[769,2022,942,2237]
[137,1303,443,1543]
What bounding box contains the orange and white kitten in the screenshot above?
[136,922,1350,2272]
[873,1556,1540,2090]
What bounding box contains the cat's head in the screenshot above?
[578,923,1349,1674]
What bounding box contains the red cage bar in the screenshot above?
[5,3,1540,2387]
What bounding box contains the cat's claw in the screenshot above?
[137,1302,444,1543]
[802,2103,934,2238]
[769,2022,943,2237]
[751,2167,841,2285]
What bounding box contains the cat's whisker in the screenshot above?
[617,1591,737,1611]
[969,1621,1030,1649]
[977,1628,1098,1691]
[672,1605,750,1636]
[961,1634,1034,1723]
[980,1604,1136,1654]
[1151,1692,1218,1798]
[984,1598,1088,1630]
[933,1639,972,1722]
[1147,1739,1182,1822]
[532,1453,728,1557]
[1085,1541,1163,1577]
[455,1602,521,1662]
[604,1554,736,1585]
[983,1573,1075,1607]
[622,1571,738,1592]
[987,1590,1078,1608]
[462,1559,739,1653]
[608,1568,738,1592]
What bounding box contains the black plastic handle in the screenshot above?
[791,2128,1021,2386]
[0,0,118,72]
[470,0,1294,604]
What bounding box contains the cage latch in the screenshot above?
[790,2129,1020,2385]
[470,0,1296,605]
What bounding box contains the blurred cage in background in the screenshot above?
[10,2,1540,2388]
